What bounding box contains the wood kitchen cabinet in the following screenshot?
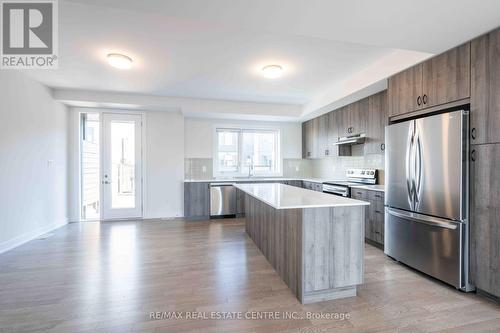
[302,118,319,159]
[422,43,470,108]
[317,113,330,158]
[470,143,500,298]
[388,43,470,117]
[327,110,340,156]
[365,91,388,154]
[388,64,423,117]
[351,188,384,247]
[302,181,322,192]
[184,182,210,220]
[338,98,368,137]
[471,28,500,145]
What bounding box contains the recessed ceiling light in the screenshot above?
[262,65,283,79]
[107,53,133,69]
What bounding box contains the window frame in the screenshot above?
[213,126,282,177]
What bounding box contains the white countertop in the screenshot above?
[184,177,328,183]
[349,184,385,192]
[234,183,369,210]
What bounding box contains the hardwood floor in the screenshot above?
[0,219,499,333]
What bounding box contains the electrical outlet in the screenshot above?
[295,166,300,172]
[202,166,207,173]
[47,159,54,168]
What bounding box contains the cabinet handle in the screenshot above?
[423,94,428,104]
[471,149,476,162]
[471,128,476,140]
[380,143,385,151]
[325,149,329,156]
[417,96,422,106]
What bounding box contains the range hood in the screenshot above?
[333,133,366,146]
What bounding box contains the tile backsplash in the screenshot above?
[185,158,312,180]
[185,153,384,183]
[309,153,385,184]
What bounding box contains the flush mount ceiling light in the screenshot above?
[261,64,283,79]
[107,53,133,69]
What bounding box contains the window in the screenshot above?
[215,128,281,176]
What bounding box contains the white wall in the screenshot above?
[144,111,184,218]
[0,71,69,253]
[184,118,302,159]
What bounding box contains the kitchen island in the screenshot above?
[234,183,369,304]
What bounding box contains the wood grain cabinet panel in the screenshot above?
[184,182,210,220]
[365,91,388,155]
[317,113,330,158]
[327,110,340,156]
[470,143,500,298]
[422,42,470,108]
[471,28,500,145]
[352,189,384,247]
[388,64,423,117]
[388,43,470,118]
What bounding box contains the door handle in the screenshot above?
[386,207,458,230]
[405,125,415,207]
[471,149,476,162]
[102,180,111,184]
[414,129,423,204]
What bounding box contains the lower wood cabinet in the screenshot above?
[351,188,384,247]
[184,182,210,220]
[470,143,500,297]
[302,181,322,192]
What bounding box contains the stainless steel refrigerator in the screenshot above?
[385,109,473,291]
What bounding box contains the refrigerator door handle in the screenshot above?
[405,125,415,207]
[386,207,458,230]
[414,128,423,204]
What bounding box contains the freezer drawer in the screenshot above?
[384,207,464,289]
[210,184,236,217]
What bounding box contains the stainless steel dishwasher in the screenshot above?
[210,183,236,217]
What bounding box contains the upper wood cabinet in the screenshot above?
[365,91,388,154]
[327,110,340,157]
[471,28,500,145]
[388,64,423,117]
[338,98,368,137]
[302,118,320,159]
[422,43,470,108]
[302,91,385,158]
[388,43,471,117]
[317,113,330,158]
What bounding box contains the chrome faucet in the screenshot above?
[247,159,254,177]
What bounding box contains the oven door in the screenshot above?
[322,184,349,197]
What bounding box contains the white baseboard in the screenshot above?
[0,219,69,255]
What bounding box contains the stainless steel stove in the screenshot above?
[322,169,378,197]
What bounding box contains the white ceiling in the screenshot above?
[25,0,500,118]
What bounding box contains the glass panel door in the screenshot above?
[102,113,143,219]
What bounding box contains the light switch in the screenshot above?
[202,166,207,173]
[47,159,54,168]
[295,166,299,172]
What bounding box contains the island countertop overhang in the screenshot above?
[234,183,369,210]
